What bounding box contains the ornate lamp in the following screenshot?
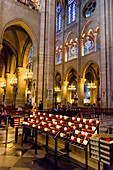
[54,86,61,92]
[10,78,17,86]
[24,70,33,82]
[87,81,96,90]
[68,84,76,91]
[1,81,6,89]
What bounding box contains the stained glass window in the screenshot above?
[84,1,96,18]
[84,39,94,55]
[67,0,76,25]
[56,3,62,32]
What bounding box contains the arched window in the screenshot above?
[70,45,74,59]
[84,38,94,55]
[67,0,76,25]
[27,46,33,71]
[56,3,62,32]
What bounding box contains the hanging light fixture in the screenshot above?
[24,70,33,81]
[10,78,17,86]
[0,81,6,89]
[68,84,76,91]
[87,81,96,90]
[54,86,61,92]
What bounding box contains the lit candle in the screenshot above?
[42,122,45,125]
[52,130,57,134]
[64,127,68,131]
[30,115,33,118]
[85,132,88,137]
[56,125,61,129]
[77,118,80,122]
[44,128,48,131]
[28,118,30,121]
[64,116,68,120]
[71,136,76,141]
[38,126,41,129]
[49,114,52,117]
[81,131,85,136]
[60,115,62,119]
[56,115,59,118]
[68,122,72,126]
[77,138,81,143]
[72,117,76,121]
[75,130,79,134]
[96,120,100,125]
[36,120,39,123]
[45,118,49,121]
[33,112,35,116]
[89,119,92,123]
[60,133,64,137]
[79,124,82,128]
[43,113,46,116]
[92,126,96,131]
[83,118,86,123]
[38,112,40,115]
[32,124,36,128]
[73,126,76,130]
[48,123,51,127]
[40,117,43,120]
[83,140,88,145]
[31,119,34,122]
[85,125,89,129]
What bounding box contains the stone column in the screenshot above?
[94,80,99,106]
[4,74,15,107]
[64,45,67,62]
[0,77,5,105]
[81,38,84,56]
[61,81,69,105]
[77,78,86,107]
[68,44,71,60]
[86,36,89,54]
[73,42,77,59]
[15,67,29,108]
[94,32,97,52]
[59,49,61,64]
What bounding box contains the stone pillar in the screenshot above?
[77,78,86,107]
[61,81,69,105]
[4,74,15,107]
[0,78,5,105]
[90,89,94,104]
[68,44,71,60]
[94,80,99,106]
[64,45,67,62]
[94,32,97,52]
[81,38,84,56]
[15,67,29,108]
[86,36,89,54]
[59,49,61,64]
[73,42,77,59]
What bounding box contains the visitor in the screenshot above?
[0,106,7,125]
[38,100,43,110]
[67,102,70,111]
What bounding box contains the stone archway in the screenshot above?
[82,62,100,106]
[0,20,38,107]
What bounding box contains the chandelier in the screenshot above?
[10,78,17,86]
[87,81,96,90]
[54,86,61,92]
[1,81,6,89]
[24,70,33,81]
[68,85,76,91]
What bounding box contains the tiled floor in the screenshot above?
[0,126,102,170]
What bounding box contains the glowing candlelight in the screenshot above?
[92,126,96,131]
[77,118,80,122]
